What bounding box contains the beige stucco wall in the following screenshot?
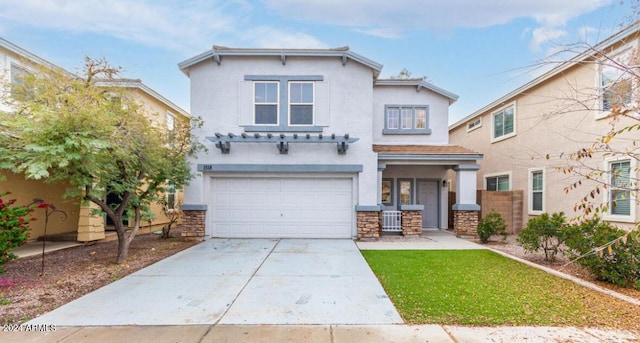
[0,171,81,240]
[449,39,639,230]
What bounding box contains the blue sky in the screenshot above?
[0,0,634,124]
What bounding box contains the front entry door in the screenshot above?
[417,181,439,228]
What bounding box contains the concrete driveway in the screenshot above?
[29,239,402,326]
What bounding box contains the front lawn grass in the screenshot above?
[362,250,640,329]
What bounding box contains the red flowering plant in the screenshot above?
[0,192,35,273]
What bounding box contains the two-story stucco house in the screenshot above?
[0,37,190,242]
[449,23,640,232]
[178,46,483,240]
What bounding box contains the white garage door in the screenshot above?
[211,177,353,238]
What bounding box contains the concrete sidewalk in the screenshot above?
[2,324,637,343]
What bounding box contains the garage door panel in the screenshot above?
[211,177,353,238]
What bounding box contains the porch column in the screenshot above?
[400,204,423,236]
[377,162,385,205]
[180,204,207,241]
[452,164,481,236]
[356,205,382,241]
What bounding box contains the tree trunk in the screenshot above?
[113,218,130,264]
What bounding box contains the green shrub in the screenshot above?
[477,210,507,244]
[517,212,567,261]
[564,218,639,289]
[0,193,35,273]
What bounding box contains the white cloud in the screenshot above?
[0,0,615,53]
[261,0,613,52]
[241,26,329,49]
[261,0,612,31]
[529,27,567,52]
[0,0,243,52]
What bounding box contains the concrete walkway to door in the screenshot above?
[28,239,402,326]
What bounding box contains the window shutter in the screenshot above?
[238,81,254,126]
[315,81,330,126]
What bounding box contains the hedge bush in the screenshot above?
[517,212,567,261]
[564,218,640,289]
[0,193,34,273]
[477,210,507,243]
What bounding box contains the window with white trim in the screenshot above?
[600,50,632,112]
[384,105,431,134]
[486,175,509,191]
[166,112,175,131]
[492,105,515,140]
[288,81,314,125]
[467,118,481,132]
[609,160,631,216]
[254,81,279,125]
[529,169,544,213]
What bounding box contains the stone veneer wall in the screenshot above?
[181,210,206,240]
[357,210,381,241]
[401,210,422,236]
[453,210,479,236]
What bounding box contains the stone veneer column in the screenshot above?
[453,210,479,236]
[400,205,423,236]
[356,206,382,241]
[180,204,207,240]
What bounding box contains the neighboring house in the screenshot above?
[178,46,482,240]
[0,37,189,242]
[449,23,640,232]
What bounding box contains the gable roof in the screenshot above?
[1,36,189,119]
[100,79,190,119]
[375,78,459,104]
[449,21,640,131]
[0,37,76,78]
[178,45,383,78]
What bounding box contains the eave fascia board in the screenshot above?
[178,46,383,78]
[375,79,459,104]
[378,153,483,161]
[98,79,190,118]
[449,22,640,131]
[0,37,77,78]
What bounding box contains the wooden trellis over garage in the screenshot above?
[207,132,359,155]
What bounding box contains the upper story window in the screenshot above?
[289,82,314,125]
[243,75,325,132]
[600,50,633,113]
[467,118,481,132]
[492,104,515,142]
[10,64,29,86]
[254,81,279,125]
[383,105,431,135]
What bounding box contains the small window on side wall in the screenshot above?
[530,170,544,213]
[486,175,509,191]
[467,118,481,132]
